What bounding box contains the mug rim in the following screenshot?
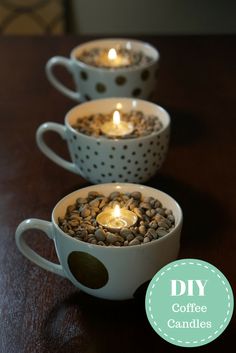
[52,183,183,250]
[65,97,170,143]
[70,38,160,73]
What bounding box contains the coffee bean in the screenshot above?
[109,191,120,200]
[157,229,168,237]
[95,228,106,241]
[158,221,170,229]
[81,207,91,217]
[146,228,158,239]
[139,225,146,234]
[167,215,175,223]
[130,191,141,200]
[129,238,140,246]
[133,207,143,218]
[136,235,144,242]
[143,236,150,243]
[89,199,100,208]
[76,197,87,204]
[126,233,135,242]
[149,221,158,229]
[97,241,105,246]
[140,202,151,210]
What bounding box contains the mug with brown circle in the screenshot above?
[46,38,160,102]
[36,98,170,184]
[15,183,183,300]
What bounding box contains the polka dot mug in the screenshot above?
[15,183,183,300]
[46,38,160,102]
[36,98,170,184]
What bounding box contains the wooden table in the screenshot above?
[0,36,235,352]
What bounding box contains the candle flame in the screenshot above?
[113,204,121,218]
[112,110,121,126]
[108,48,117,61]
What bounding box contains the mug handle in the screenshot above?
[36,122,81,175]
[15,218,64,277]
[46,56,81,102]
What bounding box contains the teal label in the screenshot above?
[145,259,234,347]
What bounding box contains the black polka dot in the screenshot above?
[121,155,125,159]
[93,164,97,168]
[141,69,150,81]
[80,71,88,80]
[73,135,77,140]
[96,83,106,93]
[123,166,127,170]
[108,172,112,176]
[115,76,127,85]
[144,167,148,172]
[110,165,115,169]
[112,146,116,150]
[118,174,123,178]
[80,159,84,163]
[137,167,141,171]
[124,179,129,182]
[112,180,116,183]
[109,155,114,159]
[94,151,98,155]
[101,161,105,165]
[127,171,131,175]
[147,149,151,153]
[153,152,157,157]
[156,141,160,146]
[84,94,91,101]
[74,154,78,159]
[78,146,81,151]
[123,145,128,150]
[143,153,146,157]
[144,160,148,164]
[101,173,106,177]
[127,159,131,163]
[135,173,138,177]
[86,145,90,150]
[87,168,91,172]
[132,151,136,155]
[138,143,143,147]
[149,141,154,145]
[161,145,164,150]
[97,141,101,145]
[132,88,141,97]
[152,162,156,166]
[135,161,139,165]
[86,155,90,159]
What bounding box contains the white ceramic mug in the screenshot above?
[36,98,170,184]
[15,183,183,300]
[46,38,160,102]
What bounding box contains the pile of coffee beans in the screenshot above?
[58,190,175,247]
[76,48,152,69]
[72,110,162,139]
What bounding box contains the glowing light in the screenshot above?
[113,204,121,218]
[112,110,121,126]
[108,48,117,61]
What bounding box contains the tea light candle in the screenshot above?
[96,205,137,230]
[90,48,131,68]
[101,110,133,137]
[106,48,131,67]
